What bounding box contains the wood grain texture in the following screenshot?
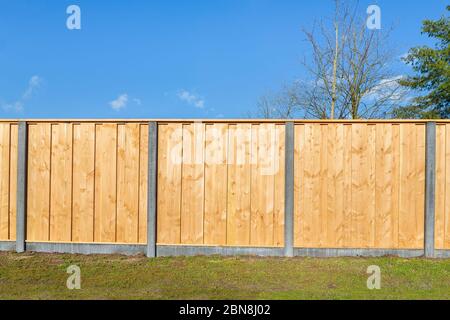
[49,123,73,242]
[138,124,148,244]
[227,124,252,245]
[181,123,205,244]
[435,124,450,249]
[294,123,425,249]
[9,124,18,240]
[27,123,51,241]
[204,124,228,245]
[116,123,140,243]
[273,124,285,247]
[157,123,182,244]
[94,124,117,243]
[72,124,95,242]
[0,123,10,240]
[18,121,431,249]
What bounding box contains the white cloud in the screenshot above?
[2,75,43,112]
[366,75,405,101]
[109,93,128,111]
[177,89,205,108]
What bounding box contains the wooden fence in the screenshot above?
[0,120,449,255]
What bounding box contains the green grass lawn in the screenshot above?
[0,252,449,300]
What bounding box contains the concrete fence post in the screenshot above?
[16,122,27,253]
[425,122,436,258]
[284,122,294,257]
[147,122,158,258]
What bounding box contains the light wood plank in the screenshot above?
[204,124,228,245]
[0,124,10,240]
[157,123,182,244]
[116,123,140,243]
[435,124,445,249]
[49,123,73,242]
[72,124,95,243]
[138,124,148,244]
[273,124,285,247]
[414,124,426,248]
[9,124,18,240]
[181,123,205,244]
[27,124,51,241]
[444,125,450,248]
[375,124,394,248]
[250,124,276,246]
[227,123,251,246]
[94,123,117,243]
[293,124,305,247]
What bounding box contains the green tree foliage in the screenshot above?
[393,6,450,119]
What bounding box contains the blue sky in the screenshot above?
[0,0,448,119]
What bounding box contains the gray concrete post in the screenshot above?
[147,122,158,258]
[284,122,294,257]
[425,122,436,258]
[16,122,27,253]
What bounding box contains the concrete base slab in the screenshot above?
[435,250,450,258]
[294,248,424,258]
[0,241,15,251]
[26,242,146,256]
[157,245,284,257]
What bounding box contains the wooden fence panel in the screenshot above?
[0,120,438,250]
[435,124,450,249]
[26,122,148,244]
[294,123,425,249]
[156,122,285,247]
[0,122,18,241]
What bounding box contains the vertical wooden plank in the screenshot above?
[367,124,377,248]
[116,123,140,243]
[72,123,95,243]
[139,124,148,244]
[204,123,228,245]
[293,124,305,247]
[351,123,368,247]
[391,124,401,248]
[27,123,51,241]
[157,123,182,244]
[250,124,276,246]
[299,124,316,247]
[445,124,450,248]
[49,123,73,242]
[416,124,426,249]
[9,124,18,240]
[342,124,353,247]
[399,123,424,248]
[94,123,117,243]
[375,124,394,248]
[274,124,285,247]
[0,124,10,240]
[326,123,336,248]
[181,123,205,244]
[333,124,345,247]
[434,124,445,249]
[227,123,251,246]
[318,124,328,248]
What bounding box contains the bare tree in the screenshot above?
[255,0,406,119]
